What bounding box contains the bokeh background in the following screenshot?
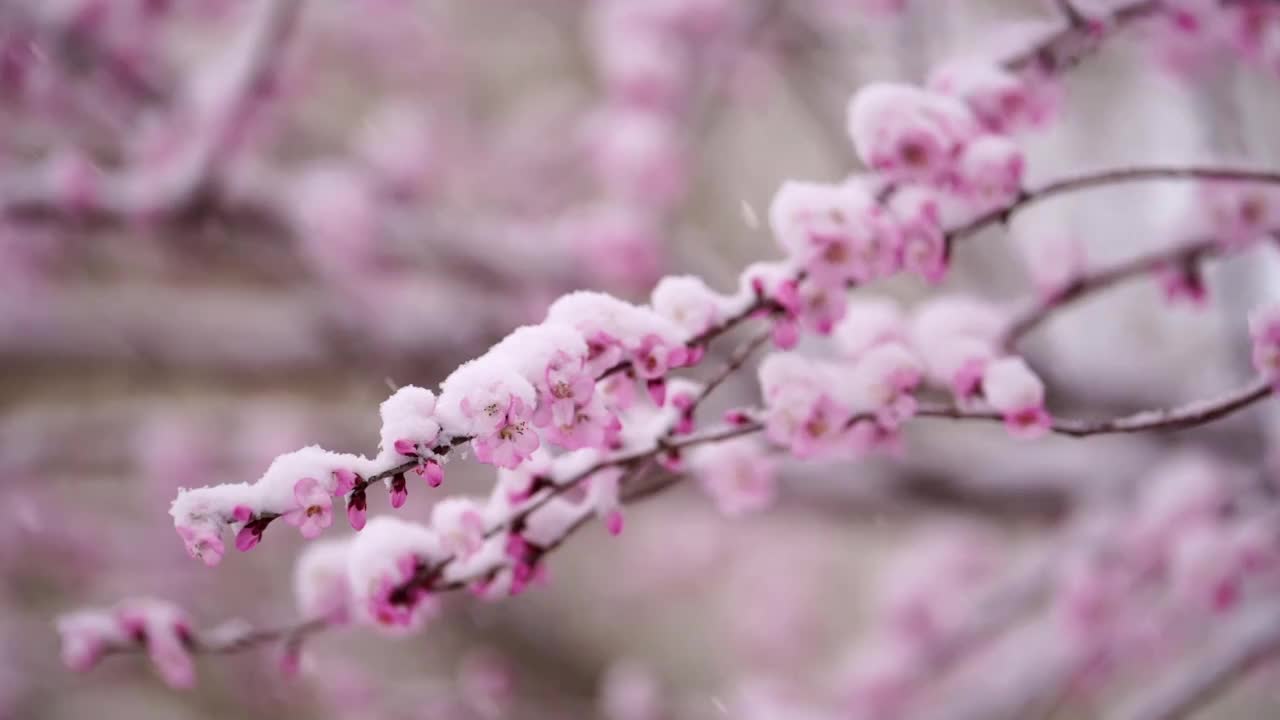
[5,0,1280,718]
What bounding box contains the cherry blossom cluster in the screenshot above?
[48,2,1280,716]
[758,294,1051,459]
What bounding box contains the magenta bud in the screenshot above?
[422,460,444,488]
[393,438,418,456]
[235,525,262,552]
[347,490,367,530]
[724,408,753,426]
[333,468,359,495]
[646,378,667,407]
[389,473,408,509]
[604,509,624,536]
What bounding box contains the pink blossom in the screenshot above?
[472,397,541,470]
[1155,258,1209,307]
[954,134,1025,211]
[834,297,907,360]
[846,83,978,183]
[432,498,487,559]
[981,356,1051,438]
[794,280,849,336]
[769,180,901,285]
[116,599,196,689]
[545,394,623,451]
[846,343,923,427]
[928,58,1051,133]
[631,333,690,380]
[1249,303,1280,383]
[889,185,947,283]
[347,489,369,531]
[688,437,777,516]
[533,351,596,429]
[56,610,126,674]
[759,353,850,458]
[282,477,334,539]
[175,521,225,567]
[651,275,724,335]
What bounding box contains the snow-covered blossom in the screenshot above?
[845,343,924,427]
[769,180,901,286]
[888,185,947,283]
[546,291,688,376]
[834,297,907,360]
[651,275,726,335]
[980,356,1050,438]
[439,359,540,469]
[688,436,777,516]
[431,497,487,559]
[846,83,978,183]
[758,353,849,458]
[910,295,1005,401]
[928,58,1053,133]
[954,134,1025,211]
[346,517,444,631]
[378,385,441,463]
[293,537,354,622]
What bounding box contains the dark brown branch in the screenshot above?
[946,166,1280,250]
[1000,236,1224,350]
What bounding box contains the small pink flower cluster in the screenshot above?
[757,294,1051,457]
[836,525,1002,719]
[1145,0,1280,77]
[168,288,728,562]
[56,598,194,689]
[1054,452,1280,673]
[1249,302,1280,384]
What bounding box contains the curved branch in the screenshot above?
[917,376,1273,437]
[946,166,1280,249]
[1000,236,1224,349]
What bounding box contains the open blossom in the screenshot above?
[282,477,334,539]
[769,180,901,285]
[954,134,1025,211]
[846,82,978,183]
[532,351,596,429]
[544,394,623,451]
[981,356,1051,438]
[688,437,777,516]
[651,274,725,335]
[471,397,541,470]
[1249,303,1280,383]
